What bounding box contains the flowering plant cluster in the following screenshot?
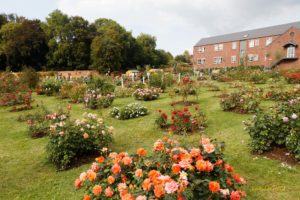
[133,88,163,101]
[36,79,62,96]
[27,107,70,138]
[69,84,88,103]
[74,137,246,200]
[220,87,262,114]
[84,89,115,109]
[0,91,32,107]
[177,77,197,103]
[264,85,300,101]
[155,106,207,135]
[284,71,300,84]
[244,98,300,159]
[46,112,114,169]
[110,103,148,120]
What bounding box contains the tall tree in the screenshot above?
[0,19,48,71]
[136,33,158,66]
[43,10,93,70]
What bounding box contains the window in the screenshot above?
[213,57,223,64]
[214,44,223,51]
[287,46,296,58]
[197,58,206,65]
[249,39,259,48]
[231,55,237,64]
[266,37,272,46]
[248,54,259,62]
[232,42,237,50]
[198,47,205,53]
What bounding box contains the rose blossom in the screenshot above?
[291,113,298,119]
[165,181,179,194]
[282,117,289,123]
[136,195,147,200]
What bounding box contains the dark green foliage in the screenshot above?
[19,67,40,89]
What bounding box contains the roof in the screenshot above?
[283,40,298,47]
[195,21,300,47]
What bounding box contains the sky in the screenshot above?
[1,0,300,55]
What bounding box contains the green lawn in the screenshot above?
[1,83,300,200]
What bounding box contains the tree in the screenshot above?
[136,33,157,66]
[91,18,137,72]
[0,19,48,71]
[43,10,93,70]
[175,50,192,64]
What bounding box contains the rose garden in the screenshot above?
[0,66,300,199]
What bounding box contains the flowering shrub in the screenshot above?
[264,85,300,101]
[220,87,262,114]
[46,113,114,170]
[84,89,115,109]
[284,71,300,84]
[59,83,74,99]
[178,77,197,103]
[74,137,246,200]
[36,79,62,96]
[244,98,300,159]
[155,106,207,135]
[27,107,70,138]
[115,87,135,98]
[69,84,87,103]
[110,103,148,120]
[0,91,32,107]
[133,88,162,101]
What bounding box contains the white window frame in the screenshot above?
[197,58,206,65]
[214,44,223,51]
[231,55,237,64]
[287,46,296,58]
[266,37,272,46]
[198,47,205,53]
[248,54,259,62]
[255,39,259,46]
[249,40,255,48]
[232,42,237,50]
[213,57,223,64]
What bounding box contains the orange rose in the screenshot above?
[123,193,135,200]
[148,170,161,181]
[203,144,215,154]
[135,169,143,178]
[122,156,133,166]
[105,187,114,197]
[216,159,223,166]
[93,185,102,196]
[87,170,96,181]
[74,178,81,188]
[83,133,89,139]
[209,181,220,193]
[137,148,147,157]
[83,194,91,200]
[107,175,115,184]
[172,164,181,175]
[154,185,165,198]
[153,141,165,151]
[111,164,121,175]
[95,156,105,163]
[142,178,152,191]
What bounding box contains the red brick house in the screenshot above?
[193,21,300,70]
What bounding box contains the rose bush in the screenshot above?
[74,137,246,200]
[46,112,114,170]
[84,89,115,109]
[155,106,207,135]
[133,88,162,101]
[244,98,300,159]
[110,103,148,120]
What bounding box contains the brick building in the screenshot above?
[193,21,300,70]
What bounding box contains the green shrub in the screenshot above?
[87,76,115,95]
[84,90,114,109]
[110,102,148,120]
[19,67,40,89]
[46,113,113,170]
[114,87,135,98]
[69,84,87,103]
[245,99,300,159]
[37,79,62,96]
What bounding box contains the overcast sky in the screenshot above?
[1,0,300,55]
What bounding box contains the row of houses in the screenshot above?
[193,21,300,70]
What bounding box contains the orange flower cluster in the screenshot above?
[74,137,246,200]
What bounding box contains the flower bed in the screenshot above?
[84,89,115,109]
[74,137,246,200]
[110,103,148,120]
[220,87,262,114]
[0,91,32,107]
[36,79,62,96]
[155,106,207,135]
[284,71,300,84]
[244,98,300,159]
[46,113,114,170]
[133,88,162,101]
[264,85,300,101]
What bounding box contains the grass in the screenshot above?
[1,82,300,200]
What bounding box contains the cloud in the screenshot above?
[57,0,300,55]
